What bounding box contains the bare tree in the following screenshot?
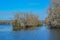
[45,0,60,27]
[12,12,42,30]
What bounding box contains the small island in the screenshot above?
[12,12,43,31]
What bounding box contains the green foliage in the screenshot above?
[37,22,43,27]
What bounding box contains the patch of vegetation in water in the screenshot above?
[12,12,43,31]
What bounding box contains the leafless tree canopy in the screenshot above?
[13,12,41,27]
[45,0,60,27]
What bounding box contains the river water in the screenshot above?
[0,24,60,40]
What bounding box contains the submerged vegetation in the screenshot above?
[12,12,43,30]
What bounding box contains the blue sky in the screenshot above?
[0,0,50,20]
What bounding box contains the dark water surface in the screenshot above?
[0,24,60,40]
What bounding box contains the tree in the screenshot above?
[12,12,42,30]
[45,0,60,27]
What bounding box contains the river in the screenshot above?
[0,24,60,40]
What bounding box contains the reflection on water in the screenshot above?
[0,24,60,40]
[50,29,60,40]
[0,30,50,40]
